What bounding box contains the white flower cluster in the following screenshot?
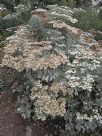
[48,5,78,23]
[76,112,102,124]
[65,39,102,91]
[30,81,68,120]
[1,25,67,71]
[66,69,95,91]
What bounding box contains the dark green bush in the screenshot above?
[0,0,14,11]
[61,0,76,8]
[73,8,102,31]
[0,29,13,42]
[0,5,31,30]
[92,31,102,41]
[99,9,102,19]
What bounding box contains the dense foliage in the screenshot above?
[0,0,94,10]
[73,8,102,31]
[1,4,102,136]
[72,7,102,41]
[0,1,102,136]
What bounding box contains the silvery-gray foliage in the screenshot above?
[61,81,102,136]
[1,5,102,136]
[27,6,102,134]
[17,96,31,119]
[29,16,44,34]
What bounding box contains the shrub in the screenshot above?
[61,0,76,8]
[1,5,102,136]
[0,4,31,30]
[73,8,102,31]
[99,8,102,19]
[0,0,14,11]
[0,29,13,42]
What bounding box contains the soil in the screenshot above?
[0,92,26,136]
[0,91,61,136]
